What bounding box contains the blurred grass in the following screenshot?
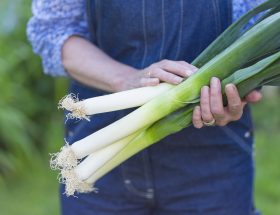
[255,132,280,214]
[0,0,68,181]
[0,160,60,215]
[0,115,63,215]
[253,88,280,214]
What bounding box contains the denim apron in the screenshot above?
[61,1,259,214]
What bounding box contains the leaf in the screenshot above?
[192,0,280,67]
[255,4,280,23]
[266,76,280,86]
[261,74,280,86]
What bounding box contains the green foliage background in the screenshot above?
[0,1,279,215]
[0,1,65,213]
[0,0,67,180]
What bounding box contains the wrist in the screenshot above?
[112,66,138,92]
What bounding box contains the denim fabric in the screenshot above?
[61,1,259,214]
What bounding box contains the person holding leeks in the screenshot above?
[27,0,269,214]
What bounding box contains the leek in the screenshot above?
[62,12,280,161]
[50,0,280,196]
[59,83,173,121]
[69,52,280,196]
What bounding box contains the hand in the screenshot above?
[117,59,198,91]
[192,77,262,128]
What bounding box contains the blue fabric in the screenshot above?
[60,0,260,215]
[26,0,265,76]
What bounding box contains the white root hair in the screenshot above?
[58,94,90,121]
[50,143,78,171]
[59,169,98,196]
[50,143,98,196]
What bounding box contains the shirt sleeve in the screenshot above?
[232,0,266,22]
[26,0,90,76]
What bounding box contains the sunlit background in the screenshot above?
[0,1,279,215]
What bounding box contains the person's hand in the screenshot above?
[117,60,198,91]
[192,77,262,128]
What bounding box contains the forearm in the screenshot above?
[62,36,137,92]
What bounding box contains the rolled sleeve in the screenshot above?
[26,0,90,76]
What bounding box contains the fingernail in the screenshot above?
[203,85,209,90]
[185,70,192,77]
[201,86,209,94]
[191,67,199,72]
[211,77,219,86]
[225,84,235,91]
[175,77,183,84]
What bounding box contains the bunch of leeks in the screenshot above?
[51,0,280,196]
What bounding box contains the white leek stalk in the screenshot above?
[74,129,144,181]
[60,129,144,196]
[59,83,173,121]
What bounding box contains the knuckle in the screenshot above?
[151,68,160,76]
[201,108,208,116]
[211,108,224,119]
[200,101,208,108]
[152,78,160,85]
[148,64,156,71]
[160,72,168,80]
[231,112,242,121]
[193,118,201,124]
[204,117,213,122]
[216,120,227,127]
[213,113,225,120]
[230,103,242,113]
[193,113,201,121]
[210,90,220,97]
[158,69,167,77]
[200,97,208,106]
[160,59,169,66]
[202,113,212,121]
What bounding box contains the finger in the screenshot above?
[176,61,199,75]
[158,59,193,78]
[151,68,183,84]
[244,90,262,103]
[140,78,160,87]
[225,84,243,119]
[200,86,215,123]
[192,106,204,129]
[215,117,228,127]
[216,103,246,126]
[210,77,225,120]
